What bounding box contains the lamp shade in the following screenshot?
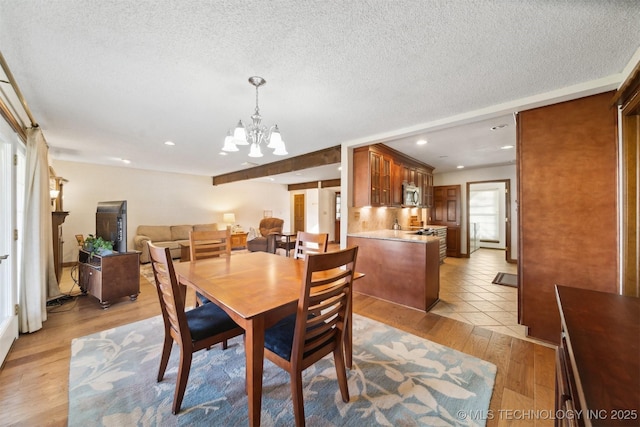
[223,213,236,224]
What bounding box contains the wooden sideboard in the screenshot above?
[78,249,140,309]
[555,285,639,427]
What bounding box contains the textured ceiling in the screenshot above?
[0,1,638,182]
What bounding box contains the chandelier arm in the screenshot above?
[222,76,287,156]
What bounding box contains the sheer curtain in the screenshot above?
[19,127,59,333]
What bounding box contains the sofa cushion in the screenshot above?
[171,225,193,241]
[193,223,218,232]
[137,225,171,242]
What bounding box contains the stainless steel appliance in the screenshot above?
[403,184,421,206]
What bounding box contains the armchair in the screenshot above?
[247,217,284,254]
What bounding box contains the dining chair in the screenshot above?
[189,227,232,261]
[291,231,329,260]
[147,242,243,414]
[189,227,231,306]
[263,246,359,426]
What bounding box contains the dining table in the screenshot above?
[173,250,362,427]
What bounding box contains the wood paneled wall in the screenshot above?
[616,63,640,297]
[517,91,618,344]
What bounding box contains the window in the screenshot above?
[469,189,499,242]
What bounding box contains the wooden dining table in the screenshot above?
[173,251,361,427]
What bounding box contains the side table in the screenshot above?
[276,232,297,257]
[231,232,249,250]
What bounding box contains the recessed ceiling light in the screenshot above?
[490,124,508,131]
[122,159,131,164]
[500,145,514,150]
[164,141,175,146]
[416,139,427,145]
[456,165,464,169]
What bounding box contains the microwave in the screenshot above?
[403,184,421,206]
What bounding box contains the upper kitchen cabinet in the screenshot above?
[353,144,434,207]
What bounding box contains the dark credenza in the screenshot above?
[555,285,640,427]
[78,249,140,309]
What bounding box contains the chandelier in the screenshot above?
[222,76,288,158]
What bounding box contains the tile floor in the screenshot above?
[431,248,548,345]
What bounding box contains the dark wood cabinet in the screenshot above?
[555,286,639,427]
[78,249,140,309]
[353,144,434,207]
[51,211,69,283]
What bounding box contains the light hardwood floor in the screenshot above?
[0,251,555,427]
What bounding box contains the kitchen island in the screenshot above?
[347,230,440,312]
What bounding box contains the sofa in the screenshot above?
[134,223,219,263]
[246,217,284,254]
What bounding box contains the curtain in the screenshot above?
[19,127,59,333]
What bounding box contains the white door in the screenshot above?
[0,133,23,365]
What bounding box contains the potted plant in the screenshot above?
[83,234,114,258]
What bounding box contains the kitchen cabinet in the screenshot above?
[353,144,434,207]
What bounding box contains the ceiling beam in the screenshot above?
[212,145,341,185]
[288,179,341,191]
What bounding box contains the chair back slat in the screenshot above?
[292,231,329,260]
[189,228,231,261]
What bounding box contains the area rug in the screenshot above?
[69,314,497,426]
[491,272,518,288]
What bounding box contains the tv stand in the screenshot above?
[78,249,139,309]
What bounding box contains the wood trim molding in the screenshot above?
[212,145,341,185]
[612,59,640,108]
[618,60,640,297]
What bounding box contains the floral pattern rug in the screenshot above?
[69,314,496,426]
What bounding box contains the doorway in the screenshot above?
[293,194,305,233]
[466,180,512,262]
[0,134,24,365]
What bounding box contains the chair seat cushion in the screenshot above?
[264,314,296,361]
[186,303,238,341]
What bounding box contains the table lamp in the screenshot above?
[223,213,236,232]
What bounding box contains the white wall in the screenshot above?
[52,160,291,263]
[319,187,338,242]
[434,164,518,258]
[289,186,339,241]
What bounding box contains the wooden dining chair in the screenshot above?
[263,246,359,426]
[189,227,232,306]
[147,242,243,414]
[189,227,232,261]
[291,231,329,260]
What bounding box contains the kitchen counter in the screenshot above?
[347,229,442,243]
[347,229,441,312]
[348,226,447,264]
